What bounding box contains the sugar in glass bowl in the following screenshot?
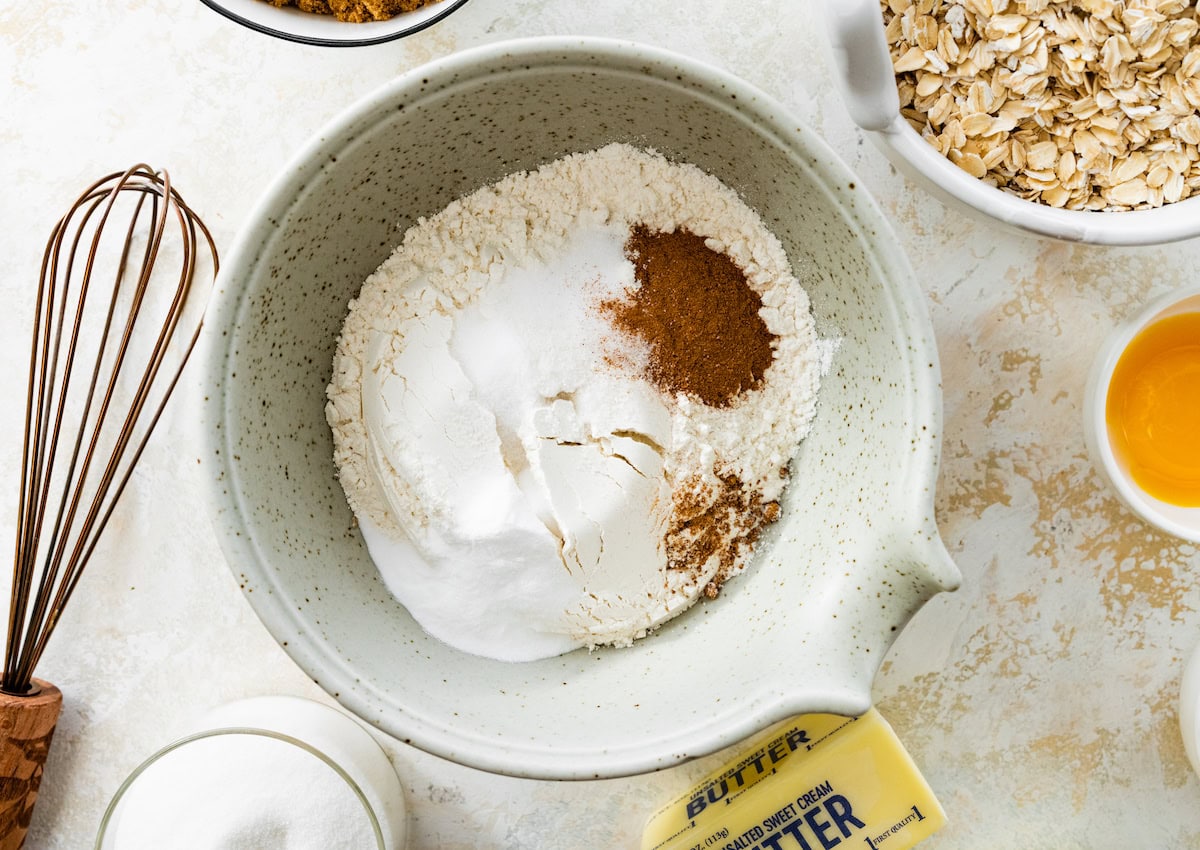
[197,0,470,47]
[199,37,961,780]
[96,697,406,850]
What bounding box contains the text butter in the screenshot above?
[642,709,945,850]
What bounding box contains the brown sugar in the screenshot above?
[602,226,777,408]
[264,0,440,22]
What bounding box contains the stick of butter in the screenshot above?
[642,709,945,850]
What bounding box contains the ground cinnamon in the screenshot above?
[602,226,776,408]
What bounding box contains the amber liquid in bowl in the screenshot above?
[1106,311,1200,507]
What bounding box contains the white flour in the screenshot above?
[327,144,830,661]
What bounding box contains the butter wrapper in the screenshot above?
[642,709,945,850]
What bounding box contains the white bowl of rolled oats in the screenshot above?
[826,0,1200,244]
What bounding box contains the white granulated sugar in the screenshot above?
[327,143,829,662]
[107,734,376,850]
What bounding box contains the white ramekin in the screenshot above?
[1181,642,1200,779]
[1082,285,1200,542]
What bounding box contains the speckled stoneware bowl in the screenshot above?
[197,0,469,47]
[201,37,961,780]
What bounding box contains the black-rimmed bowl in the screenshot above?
[198,0,469,47]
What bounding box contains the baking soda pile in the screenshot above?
[326,143,831,662]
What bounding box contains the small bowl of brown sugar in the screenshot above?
[198,0,469,46]
[825,0,1200,245]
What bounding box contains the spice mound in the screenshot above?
[326,144,828,662]
[263,0,439,23]
[884,0,1200,210]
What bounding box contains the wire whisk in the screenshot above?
[3,166,217,695]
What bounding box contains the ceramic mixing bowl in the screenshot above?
[824,0,1200,245]
[200,36,961,779]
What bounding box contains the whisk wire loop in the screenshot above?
[23,179,146,663]
[3,166,217,694]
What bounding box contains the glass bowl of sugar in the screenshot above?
[95,697,406,850]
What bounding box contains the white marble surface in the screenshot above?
[3,1,1200,847]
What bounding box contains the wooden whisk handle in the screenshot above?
[0,680,62,849]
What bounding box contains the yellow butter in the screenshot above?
[642,709,945,850]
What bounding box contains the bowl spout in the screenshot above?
[905,521,961,597]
